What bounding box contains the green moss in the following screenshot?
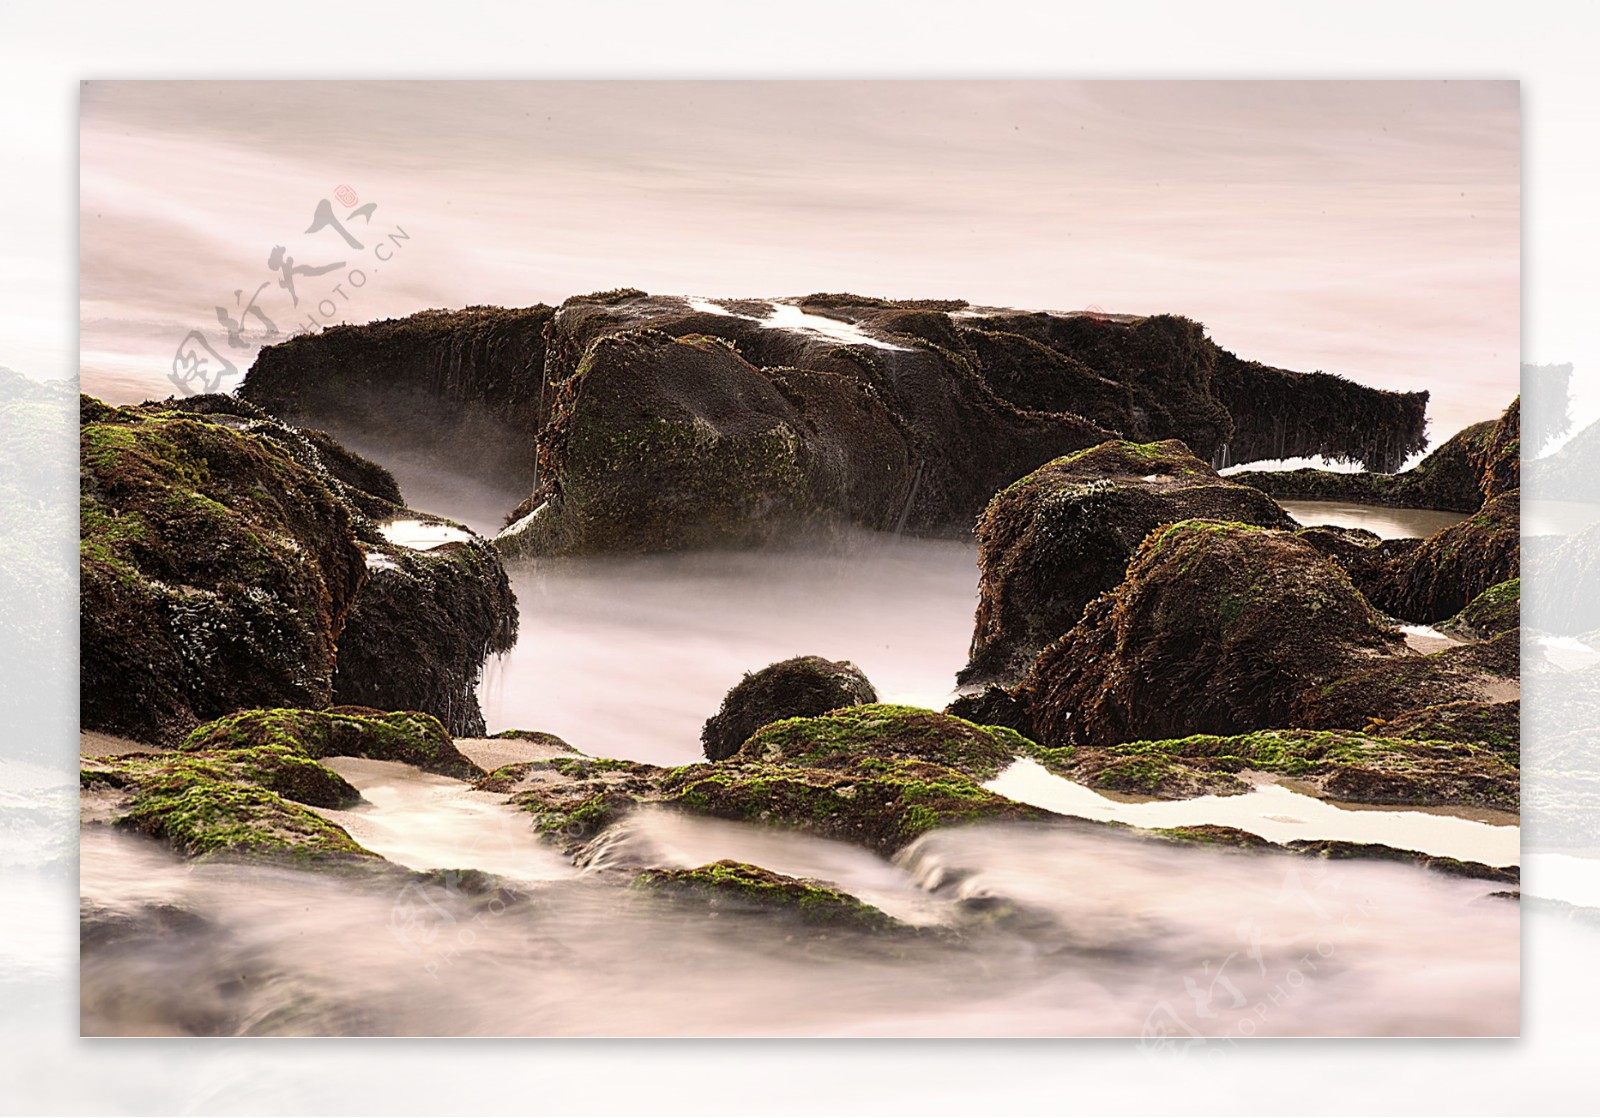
[632,860,904,932]
[180,707,480,780]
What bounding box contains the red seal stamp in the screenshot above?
[1084,303,1108,322]
[335,184,359,207]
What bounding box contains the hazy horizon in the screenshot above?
[79,80,1519,447]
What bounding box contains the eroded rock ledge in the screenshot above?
[238,292,1428,554]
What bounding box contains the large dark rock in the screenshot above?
[81,399,368,743]
[700,655,877,761]
[1021,520,1407,747]
[80,397,518,742]
[962,439,1296,684]
[241,292,1431,553]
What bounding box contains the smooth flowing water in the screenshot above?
[479,532,979,766]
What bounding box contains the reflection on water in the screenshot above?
[1278,499,1468,540]
[987,759,1519,867]
[480,532,979,766]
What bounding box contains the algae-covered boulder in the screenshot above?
[1441,579,1521,640]
[333,535,518,737]
[1022,519,1406,747]
[733,703,1048,780]
[632,860,903,933]
[80,399,367,743]
[81,395,520,741]
[1382,490,1520,623]
[701,655,878,761]
[180,707,483,781]
[1053,728,1517,810]
[962,439,1296,683]
[81,747,374,862]
[945,686,1035,741]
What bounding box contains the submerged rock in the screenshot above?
[180,707,483,781]
[962,439,1296,683]
[700,655,878,761]
[1022,520,1405,747]
[631,860,904,932]
[657,758,1056,859]
[733,703,1051,781]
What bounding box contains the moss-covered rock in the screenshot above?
[179,707,482,780]
[1380,490,1519,623]
[701,655,878,761]
[333,534,518,737]
[733,703,1053,780]
[1441,578,1521,640]
[81,746,374,862]
[1022,519,1405,747]
[963,439,1296,683]
[1055,728,1515,810]
[657,758,1056,858]
[1367,700,1520,756]
[1284,840,1518,885]
[80,400,367,743]
[631,860,903,932]
[944,686,1035,742]
[1293,525,1422,611]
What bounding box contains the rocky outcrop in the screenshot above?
[1208,349,1430,473]
[1368,700,1519,756]
[1441,579,1521,640]
[1295,630,1519,731]
[80,396,517,742]
[242,306,556,490]
[80,398,368,743]
[1522,362,1572,456]
[1230,397,1519,513]
[962,439,1297,684]
[1021,520,1407,747]
[700,655,877,761]
[241,293,1430,553]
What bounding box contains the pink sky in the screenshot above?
[79,80,1518,446]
